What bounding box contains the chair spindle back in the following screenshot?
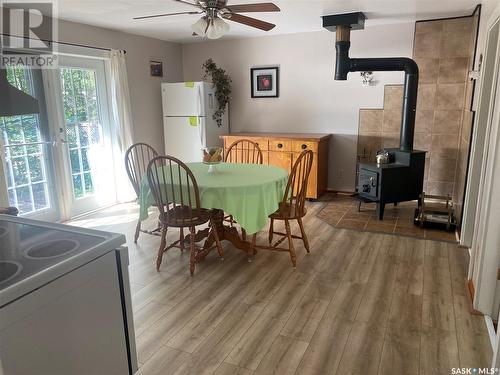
[125,143,158,198]
[281,150,314,217]
[147,155,202,227]
[225,139,263,164]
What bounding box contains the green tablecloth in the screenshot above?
[139,162,288,234]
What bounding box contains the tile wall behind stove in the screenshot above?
[357,13,479,224]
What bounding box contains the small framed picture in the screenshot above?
[251,66,279,98]
[150,61,163,77]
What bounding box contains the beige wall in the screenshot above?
[56,19,183,153]
[182,23,415,192]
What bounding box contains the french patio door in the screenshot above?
[52,56,116,218]
[1,55,117,221]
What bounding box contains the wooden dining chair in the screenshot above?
[147,155,223,275]
[224,139,264,232]
[125,143,159,243]
[267,150,314,267]
[224,139,264,164]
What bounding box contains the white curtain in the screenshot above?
[108,49,135,202]
[0,141,9,207]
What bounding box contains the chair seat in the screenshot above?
[159,206,212,227]
[269,203,307,220]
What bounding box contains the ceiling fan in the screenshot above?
[134,0,281,39]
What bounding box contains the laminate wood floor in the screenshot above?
[69,202,492,375]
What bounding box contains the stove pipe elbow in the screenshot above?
[335,41,351,80]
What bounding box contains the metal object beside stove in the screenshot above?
[376,150,390,165]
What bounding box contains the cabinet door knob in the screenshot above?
[301,144,307,150]
[277,143,283,149]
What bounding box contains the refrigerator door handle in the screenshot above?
[196,85,206,147]
[198,118,206,148]
[196,84,202,117]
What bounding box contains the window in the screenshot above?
[1,66,51,215]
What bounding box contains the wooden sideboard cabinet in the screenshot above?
[221,133,331,199]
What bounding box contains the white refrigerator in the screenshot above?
[162,82,229,162]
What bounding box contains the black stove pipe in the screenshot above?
[335,39,419,151]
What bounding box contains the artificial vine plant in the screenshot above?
[202,58,232,127]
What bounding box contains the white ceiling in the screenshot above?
[58,0,479,43]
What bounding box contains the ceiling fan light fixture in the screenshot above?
[191,16,208,36]
[136,1,280,38]
[207,17,230,39]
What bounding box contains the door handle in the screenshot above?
[57,127,68,145]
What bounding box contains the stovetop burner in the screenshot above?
[0,215,126,307]
[0,218,108,292]
[0,261,22,285]
[24,239,80,260]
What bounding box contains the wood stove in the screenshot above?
[322,12,427,220]
[358,150,426,219]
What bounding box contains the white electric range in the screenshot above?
[0,214,138,375]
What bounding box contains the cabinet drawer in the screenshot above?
[223,137,240,149]
[223,137,269,151]
[250,138,269,151]
[269,139,291,152]
[292,140,318,153]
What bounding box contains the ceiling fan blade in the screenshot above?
[223,13,276,31]
[133,11,202,20]
[226,3,280,13]
[172,0,201,9]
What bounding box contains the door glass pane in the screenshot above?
[60,67,103,199]
[0,66,51,215]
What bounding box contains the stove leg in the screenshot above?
[377,202,385,220]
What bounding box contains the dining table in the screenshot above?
[138,162,288,260]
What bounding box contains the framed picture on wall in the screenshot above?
[251,67,279,98]
[150,61,163,77]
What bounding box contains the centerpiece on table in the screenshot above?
[202,147,223,174]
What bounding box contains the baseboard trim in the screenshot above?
[326,189,356,195]
[485,315,496,350]
[467,279,484,315]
